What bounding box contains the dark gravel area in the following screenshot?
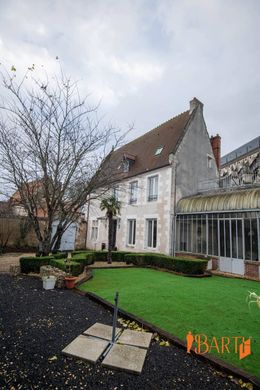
[0,274,241,390]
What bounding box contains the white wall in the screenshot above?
[86,165,173,254]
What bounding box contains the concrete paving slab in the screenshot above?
[62,335,109,363]
[102,344,147,374]
[118,329,153,349]
[83,322,121,341]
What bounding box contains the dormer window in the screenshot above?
[155,146,163,156]
[122,159,130,172]
[121,153,136,173]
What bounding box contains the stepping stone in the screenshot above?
[83,322,121,341]
[118,329,153,349]
[102,343,148,374]
[62,335,109,363]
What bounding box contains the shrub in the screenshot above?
[52,252,68,259]
[172,257,208,275]
[111,251,132,262]
[49,259,84,276]
[72,252,94,266]
[20,256,54,274]
[71,250,93,256]
[124,253,208,275]
[92,251,108,262]
[90,250,132,262]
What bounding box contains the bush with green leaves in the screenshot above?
[72,252,94,266]
[49,258,84,276]
[52,252,68,259]
[20,256,54,274]
[124,253,208,275]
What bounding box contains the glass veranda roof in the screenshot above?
[177,187,260,213]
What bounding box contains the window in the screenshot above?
[155,146,163,156]
[127,219,136,245]
[207,155,213,168]
[122,160,130,172]
[146,219,157,248]
[91,220,98,240]
[129,181,138,204]
[148,175,158,201]
[113,186,119,200]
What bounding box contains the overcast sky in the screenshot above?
[0,0,259,156]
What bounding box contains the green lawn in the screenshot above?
[79,268,260,378]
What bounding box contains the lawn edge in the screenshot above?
[76,288,260,388]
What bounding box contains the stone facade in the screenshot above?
[86,98,219,255]
[220,136,260,188]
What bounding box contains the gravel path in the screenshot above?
[0,275,241,390]
[0,253,34,272]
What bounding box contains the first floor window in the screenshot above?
[146,218,157,248]
[148,175,158,201]
[129,181,138,204]
[127,219,136,245]
[91,220,98,240]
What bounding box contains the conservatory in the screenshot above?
[176,188,260,278]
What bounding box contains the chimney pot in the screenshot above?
[210,134,221,169]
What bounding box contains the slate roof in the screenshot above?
[110,109,192,179]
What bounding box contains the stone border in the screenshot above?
[75,289,260,388]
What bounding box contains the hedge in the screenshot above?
[90,250,132,262]
[124,253,208,275]
[20,256,54,274]
[49,259,84,276]
[72,252,94,266]
[52,252,68,259]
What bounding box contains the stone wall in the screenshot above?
[0,216,46,249]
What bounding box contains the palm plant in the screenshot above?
[100,196,121,263]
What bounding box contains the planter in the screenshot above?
[64,276,77,289]
[42,276,57,290]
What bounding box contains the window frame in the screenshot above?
[127,219,136,246]
[147,175,159,202]
[91,220,99,241]
[129,180,138,204]
[146,218,157,249]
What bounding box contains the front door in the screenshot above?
[219,218,244,275]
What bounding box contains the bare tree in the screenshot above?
[0,67,126,255]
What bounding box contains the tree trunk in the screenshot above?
[107,215,113,264]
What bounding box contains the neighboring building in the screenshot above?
[87,97,219,255]
[220,136,260,188]
[176,137,260,279]
[9,181,86,251]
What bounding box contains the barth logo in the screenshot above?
[186,331,251,360]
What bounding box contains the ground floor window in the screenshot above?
[146,218,157,248]
[127,219,136,245]
[176,212,259,261]
[91,220,98,240]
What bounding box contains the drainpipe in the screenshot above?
[169,154,178,256]
[84,195,90,249]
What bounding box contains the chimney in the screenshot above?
[189,97,203,114]
[210,134,221,169]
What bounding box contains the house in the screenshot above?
[86,97,219,254]
[220,136,260,187]
[86,97,260,280]
[9,181,86,251]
